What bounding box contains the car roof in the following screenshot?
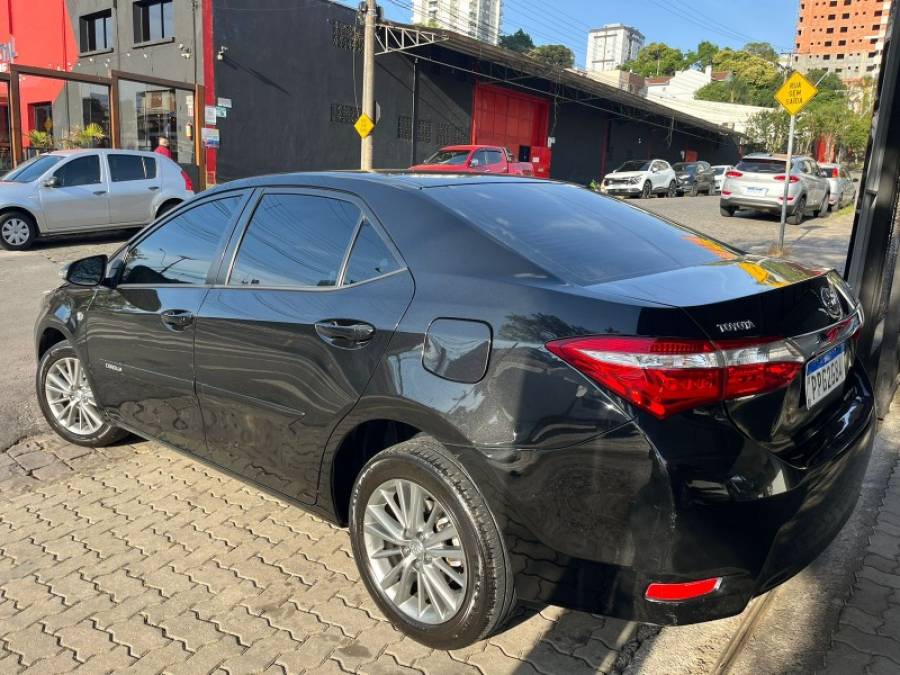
[743,153,812,161]
[47,148,157,157]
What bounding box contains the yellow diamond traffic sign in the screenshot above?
[354,113,375,139]
[775,72,818,116]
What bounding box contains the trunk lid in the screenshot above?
[595,256,861,453]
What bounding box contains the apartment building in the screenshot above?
[586,24,644,72]
[411,0,502,45]
[794,0,891,80]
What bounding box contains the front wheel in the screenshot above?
[36,341,128,447]
[349,437,515,649]
[665,181,677,198]
[0,211,37,251]
[641,181,652,199]
[816,193,830,218]
[788,195,806,225]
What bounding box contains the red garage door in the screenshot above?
[472,83,550,176]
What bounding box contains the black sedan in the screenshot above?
[673,160,716,196]
[34,172,874,649]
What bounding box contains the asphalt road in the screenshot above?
[0,195,854,451]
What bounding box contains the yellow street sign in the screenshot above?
[354,113,375,139]
[775,72,818,116]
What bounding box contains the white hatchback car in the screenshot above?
[601,159,678,199]
[0,149,194,250]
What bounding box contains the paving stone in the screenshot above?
[358,653,425,675]
[2,574,53,610]
[51,445,94,461]
[12,451,56,472]
[468,643,544,675]
[217,630,297,673]
[55,619,117,662]
[32,462,73,481]
[208,604,276,647]
[93,568,146,603]
[4,622,62,667]
[163,635,245,675]
[848,578,894,619]
[118,641,188,674]
[821,639,873,674]
[275,626,353,671]
[157,610,224,652]
[106,615,169,658]
[841,605,883,635]
[860,566,900,590]
[834,625,900,665]
[24,649,80,675]
[868,655,900,675]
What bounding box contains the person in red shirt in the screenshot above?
[154,137,173,159]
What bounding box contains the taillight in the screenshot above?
[545,335,804,418]
[725,170,742,178]
[831,168,839,178]
[180,169,194,192]
[774,174,800,183]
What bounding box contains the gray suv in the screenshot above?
[719,153,830,225]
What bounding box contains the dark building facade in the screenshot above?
[1,0,742,186]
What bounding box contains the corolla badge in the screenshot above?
[716,320,756,333]
[821,286,842,320]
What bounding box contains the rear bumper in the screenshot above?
[720,194,799,214]
[451,366,875,625]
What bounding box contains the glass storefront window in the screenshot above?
[0,81,11,172]
[17,75,110,158]
[117,79,195,166]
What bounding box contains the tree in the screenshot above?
[499,29,534,54]
[528,44,575,69]
[742,41,778,62]
[745,109,790,153]
[713,48,779,89]
[623,42,688,77]
[692,41,720,69]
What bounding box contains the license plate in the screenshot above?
[805,343,847,409]
[745,186,767,196]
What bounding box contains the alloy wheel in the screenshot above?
[641,181,651,199]
[363,478,468,624]
[43,357,104,435]
[1,218,30,246]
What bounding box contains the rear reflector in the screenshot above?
[180,169,194,192]
[545,336,804,418]
[774,174,800,183]
[721,190,732,196]
[725,170,742,178]
[645,578,722,602]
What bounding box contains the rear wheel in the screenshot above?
[0,211,37,251]
[689,184,699,197]
[720,205,735,217]
[36,341,128,447]
[665,181,676,198]
[815,193,830,218]
[641,181,652,199]
[788,195,806,225]
[156,200,181,219]
[349,437,515,649]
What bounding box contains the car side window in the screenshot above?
[109,154,156,182]
[120,196,241,285]
[229,193,359,288]
[54,155,101,187]
[343,221,401,285]
[484,149,504,165]
[470,150,488,167]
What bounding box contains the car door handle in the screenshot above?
[160,309,194,330]
[315,320,375,345]
[93,190,106,195]
[148,186,160,191]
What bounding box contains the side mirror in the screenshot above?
[42,176,60,188]
[651,166,659,173]
[853,177,860,182]
[63,254,108,287]
[470,158,480,167]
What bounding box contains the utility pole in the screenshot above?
[360,0,377,170]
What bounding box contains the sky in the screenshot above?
[377,0,800,69]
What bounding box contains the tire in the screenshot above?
[0,211,37,251]
[640,181,652,199]
[788,195,806,225]
[720,205,735,217]
[816,193,830,218]
[689,184,699,197]
[36,341,128,447]
[665,181,676,198]
[156,200,181,219]
[349,437,515,649]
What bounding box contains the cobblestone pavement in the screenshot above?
[0,434,647,674]
[820,440,900,674]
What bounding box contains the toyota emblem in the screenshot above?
[821,286,842,320]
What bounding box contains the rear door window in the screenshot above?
[484,149,505,165]
[54,155,102,187]
[229,193,360,288]
[428,182,738,286]
[109,154,156,181]
[343,221,401,285]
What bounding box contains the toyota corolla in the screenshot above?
[34,173,874,649]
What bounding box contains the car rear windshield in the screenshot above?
[735,158,786,174]
[427,182,739,286]
[713,166,726,175]
[423,150,470,165]
[672,163,697,173]
[2,155,63,183]
[615,160,651,172]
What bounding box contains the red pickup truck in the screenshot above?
[410,145,534,176]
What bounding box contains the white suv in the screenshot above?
[601,159,678,199]
[0,149,194,250]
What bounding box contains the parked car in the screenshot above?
[601,159,677,198]
[819,162,858,211]
[36,173,873,649]
[410,145,533,176]
[711,164,734,193]
[720,153,831,225]
[0,149,194,251]
[672,161,715,196]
